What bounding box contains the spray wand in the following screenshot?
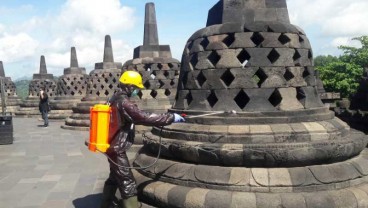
[95,110,237,170]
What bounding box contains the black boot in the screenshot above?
[100,184,117,208]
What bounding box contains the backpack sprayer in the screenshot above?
[87,103,236,169]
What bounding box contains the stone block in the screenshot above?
[269,168,292,186]
[228,167,250,186]
[231,192,257,208]
[260,67,287,88]
[231,33,256,48]
[229,68,258,88]
[247,48,273,66]
[184,188,209,207]
[255,193,282,207]
[204,190,232,208]
[243,88,276,111]
[167,186,191,208]
[329,190,358,208]
[206,34,228,50]
[277,88,304,110]
[280,193,307,208]
[250,168,269,187]
[228,125,250,134]
[216,50,243,68]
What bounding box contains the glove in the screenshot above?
[173,113,185,123]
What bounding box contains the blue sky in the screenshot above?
[1,0,367,80]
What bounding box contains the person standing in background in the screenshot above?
[39,88,49,127]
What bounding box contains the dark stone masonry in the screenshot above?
[48,47,88,119]
[62,35,122,131]
[132,0,368,207]
[122,3,180,144]
[16,56,57,117]
[0,61,22,113]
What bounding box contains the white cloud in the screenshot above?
[0,33,39,62]
[288,0,368,36]
[0,0,136,79]
[287,0,368,56]
[57,0,135,36]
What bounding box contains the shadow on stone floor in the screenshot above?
[72,193,103,208]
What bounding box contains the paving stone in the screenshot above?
[0,118,111,208]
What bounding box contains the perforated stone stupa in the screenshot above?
[49,47,88,119]
[0,61,22,113]
[16,56,57,117]
[133,0,368,207]
[63,35,122,130]
[122,2,180,143]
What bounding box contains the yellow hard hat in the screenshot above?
[119,71,144,89]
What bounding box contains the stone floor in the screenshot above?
[0,117,137,208]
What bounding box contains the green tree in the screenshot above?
[317,61,363,98]
[316,36,367,98]
[314,55,339,67]
[339,36,368,68]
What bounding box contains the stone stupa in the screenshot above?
[62,35,122,130]
[16,56,57,117]
[0,61,22,113]
[49,47,88,119]
[133,0,368,207]
[122,2,180,144]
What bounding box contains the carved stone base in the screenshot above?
[134,149,368,208]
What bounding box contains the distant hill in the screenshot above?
[15,80,30,101]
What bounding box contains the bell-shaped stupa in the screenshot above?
[49,47,88,119]
[16,56,57,117]
[0,61,22,113]
[133,1,368,207]
[122,2,180,144]
[62,35,122,130]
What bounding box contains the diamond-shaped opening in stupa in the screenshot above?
[221,69,235,87]
[296,87,306,103]
[144,81,151,88]
[222,33,235,47]
[197,71,207,87]
[269,89,282,107]
[200,37,210,50]
[137,90,143,99]
[234,90,250,109]
[207,51,221,67]
[284,68,295,81]
[207,90,218,108]
[293,50,301,61]
[186,92,193,106]
[150,90,158,98]
[254,68,268,87]
[278,33,291,45]
[251,32,265,46]
[237,49,251,68]
[144,64,152,72]
[267,49,280,64]
[159,80,165,88]
[190,54,199,69]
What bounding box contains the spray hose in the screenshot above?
[91,110,237,170]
